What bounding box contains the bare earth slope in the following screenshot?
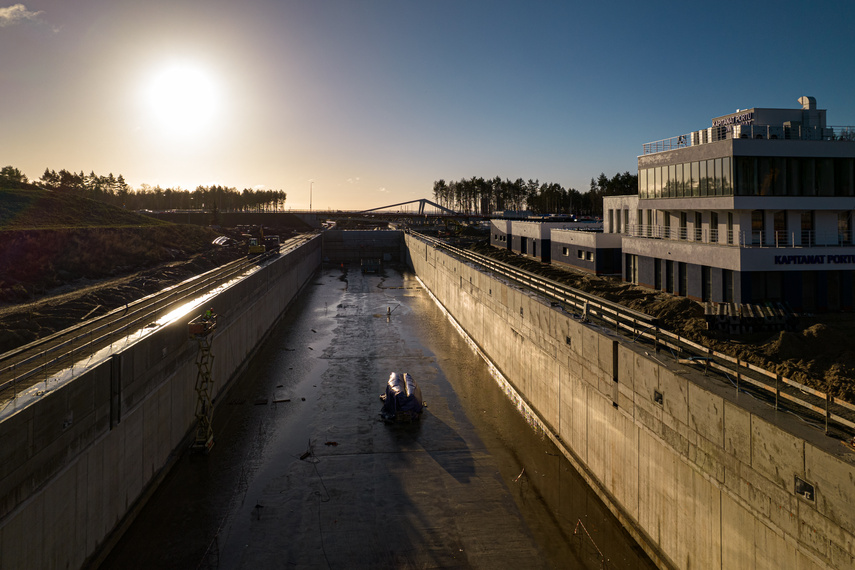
[0,186,247,351]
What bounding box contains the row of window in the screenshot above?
[734,157,855,197]
[561,246,594,261]
[638,158,732,199]
[639,157,855,199]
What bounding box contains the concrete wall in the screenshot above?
[404,233,855,570]
[0,237,322,569]
[321,229,405,264]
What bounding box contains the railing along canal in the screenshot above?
[411,232,855,440]
[0,235,315,408]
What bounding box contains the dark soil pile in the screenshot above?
[0,185,312,354]
[0,243,244,352]
[0,225,223,302]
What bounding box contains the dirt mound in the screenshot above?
[467,240,855,402]
[0,225,222,303]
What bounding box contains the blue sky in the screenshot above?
[1,0,853,209]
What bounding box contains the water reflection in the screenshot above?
[401,271,655,570]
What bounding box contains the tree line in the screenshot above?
[3,164,637,216]
[0,166,287,213]
[433,172,637,216]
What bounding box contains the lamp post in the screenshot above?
[310,181,313,212]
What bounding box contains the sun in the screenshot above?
[144,61,221,138]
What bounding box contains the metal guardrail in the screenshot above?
[643,125,855,154]
[0,235,315,405]
[411,232,855,438]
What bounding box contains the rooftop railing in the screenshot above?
[641,134,692,155]
[643,125,855,154]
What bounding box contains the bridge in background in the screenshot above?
[143,198,489,229]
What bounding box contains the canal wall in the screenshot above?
[0,237,322,569]
[404,234,855,570]
[322,229,406,264]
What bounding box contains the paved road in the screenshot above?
[101,266,653,569]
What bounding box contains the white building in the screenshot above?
[604,96,855,310]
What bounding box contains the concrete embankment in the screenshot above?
[404,233,855,570]
[0,237,321,569]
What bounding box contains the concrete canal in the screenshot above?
[101,265,654,569]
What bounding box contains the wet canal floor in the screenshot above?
[101,266,654,569]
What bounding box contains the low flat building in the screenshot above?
[491,219,603,264]
[550,229,621,275]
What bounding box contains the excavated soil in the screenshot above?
[468,240,855,403]
[0,246,245,352]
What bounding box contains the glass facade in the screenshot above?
[639,156,855,198]
[639,157,732,198]
[733,157,854,196]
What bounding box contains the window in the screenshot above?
[609,209,614,233]
[702,266,711,302]
[694,212,702,241]
[801,211,815,246]
[751,210,765,245]
[690,162,700,196]
[678,263,687,296]
[562,247,569,256]
[653,167,661,198]
[625,254,638,283]
[680,212,688,240]
[707,159,718,195]
[710,212,719,243]
[722,157,732,195]
[774,211,788,246]
[759,157,784,196]
[802,158,817,196]
[668,165,676,197]
[714,158,723,196]
[577,250,584,259]
[587,251,594,262]
[723,269,734,303]
[818,159,834,196]
[786,158,801,196]
[727,212,734,245]
[699,160,708,195]
[835,158,854,196]
[839,211,852,245]
[665,260,674,293]
[736,157,755,196]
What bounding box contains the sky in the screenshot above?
[1,1,854,210]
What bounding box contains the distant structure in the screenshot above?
[603,96,855,311]
[490,218,612,271]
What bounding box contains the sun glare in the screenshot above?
[144,61,220,138]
